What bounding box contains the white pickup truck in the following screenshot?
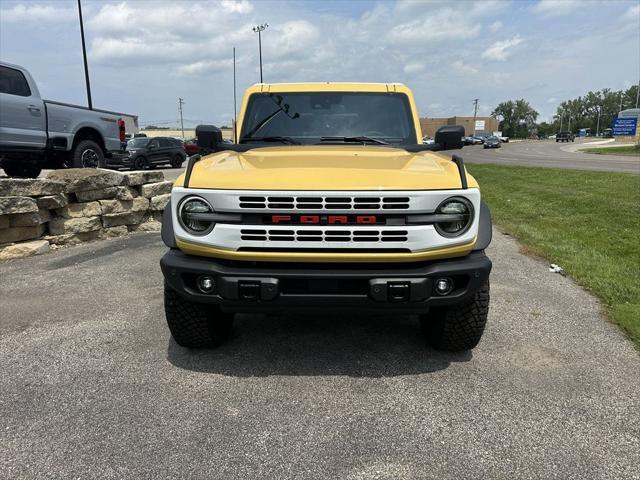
[0,61,135,177]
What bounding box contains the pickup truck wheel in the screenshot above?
[2,159,42,178]
[164,282,233,348]
[171,155,184,168]
[420,282,490,352]
[72,140,104,168]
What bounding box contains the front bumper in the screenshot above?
[105,153,134,168]
[161,249,491,313]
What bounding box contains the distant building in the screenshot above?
[421,116,499,138]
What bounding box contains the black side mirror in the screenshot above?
[196,125,223,153]
[435,125,464,150]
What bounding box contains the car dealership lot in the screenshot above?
[1,231,638,479]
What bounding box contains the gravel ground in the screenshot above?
[0,231,638,479]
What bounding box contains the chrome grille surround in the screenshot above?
[171,187,481,253]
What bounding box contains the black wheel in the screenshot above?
[171,154,184,168]
[420,282,490,352]
[164,282,234,348]
[72,139,104,168]
[133,156,148,170]
[2,159,42,178]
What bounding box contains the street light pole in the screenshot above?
[252,24,268,83]
[77,0,92,109]
[559,113,563,132]
[178,98,185,139]
[596,106,601,137]
[233,47,237,142]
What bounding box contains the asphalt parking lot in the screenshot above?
[1,230,638,479]
[462,139,640,174]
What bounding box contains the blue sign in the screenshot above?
[612,117,637,136]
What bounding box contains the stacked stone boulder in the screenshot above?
[0,169,173,260]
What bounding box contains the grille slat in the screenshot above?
[240,228,408,243]
[239,195,410,210]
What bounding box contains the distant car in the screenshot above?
[556,132,575,142]
[423,136,435,145]
[183,138,201,155]
[483,136,501,149]
[106,136,186,170]
[498,136,509,143]
[471,135,486,144]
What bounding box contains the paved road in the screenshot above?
[1,231,638,479]
[150,139,640,182]
[461,139,639,174]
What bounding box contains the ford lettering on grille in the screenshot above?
[270,214,379,225]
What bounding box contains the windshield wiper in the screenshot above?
[319,136,389,145]
[241,136,300,145]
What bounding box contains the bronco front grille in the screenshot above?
[238,196,410,210]
[240,228,409,243]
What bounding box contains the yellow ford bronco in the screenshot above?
[160,83,492,351]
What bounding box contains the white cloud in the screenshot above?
[452,60,479,75]
[489,20,503,32]
[481,36,523,61]
[547,97,557,103]
[0,3,74,23]
[387,9,482,43]
[622,4,640,22]
[403,62,425,74]
[221,0,253,14]
[533,0,582,17]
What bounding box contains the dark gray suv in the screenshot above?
[106,137,186,170]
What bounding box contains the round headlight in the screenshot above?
[178,196,215,235]
[434,197,473,237]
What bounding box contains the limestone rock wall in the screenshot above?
[0,169,172,261]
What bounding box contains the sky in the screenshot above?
[1,0,638,128]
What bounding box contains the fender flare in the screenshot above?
[161,200,177,248]
[473,201,493,251]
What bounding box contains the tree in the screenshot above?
[491,99,539,138]
[551,84,639,135]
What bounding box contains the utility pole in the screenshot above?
[568,115,571,133]
[77,0,92,109]
[252,24,268,83]
[596,106,601,137]
[636,80,639,108]
[619,91,623,112]
[472,98,479,135]
[178,98,185,139]
[233,47,237,143]
[559,112,563,132]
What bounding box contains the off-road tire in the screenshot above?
[72,139,104,168]
[164,282,233,348]
[421,282,490,352]
[2,159,42,178]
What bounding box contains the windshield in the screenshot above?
[127,138,149,149]
[240,92,417,145]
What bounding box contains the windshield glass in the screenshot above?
[127,138,149,149]
[240,92,417,145]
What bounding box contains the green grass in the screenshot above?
[467,164,640,346]
[580,145,640,156]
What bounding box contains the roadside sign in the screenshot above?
[475,120,485,130]
[618,108,639,119]
[612,117,637,136]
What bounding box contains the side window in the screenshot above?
[159,138,172,148]
[148,139,159,149]
[0,66,32,97]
